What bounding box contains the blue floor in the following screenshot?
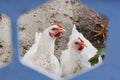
[0,0,120,80]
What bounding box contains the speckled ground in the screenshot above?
[0,14,12,67]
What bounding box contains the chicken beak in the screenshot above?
[82,43,87,47]
[59,28,66,33]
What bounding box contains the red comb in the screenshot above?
[78,37,84,43]
[54,22,62,28]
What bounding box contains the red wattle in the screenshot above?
[78,47,84,51]
[55,33,60,37]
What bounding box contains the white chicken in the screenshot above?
[60,24,102,77]
[22,23,65,78]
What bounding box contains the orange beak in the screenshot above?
[81,43,87,47]
[59,28,66,33]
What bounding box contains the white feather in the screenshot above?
[22,26,62,78]
[22,32,42,69]
[60,24,102,77]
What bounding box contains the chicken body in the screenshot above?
[60,25,102,77]
[34,28,62,77]
[22,24,65,78]
[60,47,81,77]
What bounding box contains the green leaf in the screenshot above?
[75,69,81,73]
[74,67,81,73]
[89,55,99,66]
[88,48,105,66]
[96,48,105,57]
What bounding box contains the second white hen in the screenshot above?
[60,25,102,77]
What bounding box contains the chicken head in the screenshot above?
[49,23,65,38]
[70,37,87,52]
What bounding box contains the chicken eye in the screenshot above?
[74,42,79,45]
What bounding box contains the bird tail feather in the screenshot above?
[70,24,77,39]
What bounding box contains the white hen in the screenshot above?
[60,25,102,77]
[22,23,65,78]
[70,25,102,65]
